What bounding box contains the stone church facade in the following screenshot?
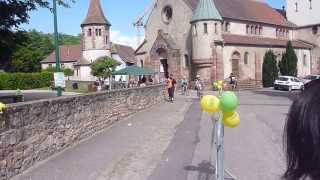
[135,0,319,86]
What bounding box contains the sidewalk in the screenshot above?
[12,95,192,180]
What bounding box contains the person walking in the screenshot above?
[283,79,320,180]
[195,75,203,98]
[229,73,237,90]
[181,77,189,95]
[166,74,176,102]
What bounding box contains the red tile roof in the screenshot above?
[81,0,111,27]
[221,34,314,49]
[112,44,136,64]
[42,43,136,65]
[41,45,82,64]
[184,0,296,27]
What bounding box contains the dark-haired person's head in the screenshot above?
[284,79,320,180]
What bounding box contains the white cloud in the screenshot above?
[110,30,144,49]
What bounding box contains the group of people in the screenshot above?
[164,73,320,179]
[165,74,203,102]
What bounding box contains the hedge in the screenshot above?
[0,72,53,90]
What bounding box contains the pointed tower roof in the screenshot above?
[191,0,222,23]
[81,0,111,27]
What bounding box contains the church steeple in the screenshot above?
[81,0,111,27]
[191,0,222,23]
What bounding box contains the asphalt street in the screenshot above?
[11,89,293,180]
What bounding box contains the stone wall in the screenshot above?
[0,85,164,179]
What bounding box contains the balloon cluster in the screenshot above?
[200,91,240,128]
[0,102,6,114]
[213,80,224,91]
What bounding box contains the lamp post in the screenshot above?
[53,0,62,96]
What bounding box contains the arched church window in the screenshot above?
[225,22,230,32]
[106,36,108,45]
[194,24,197,35]
[312,26,318,35]
[140,60,144,68]
[95,29,99,36]
[246,25,249,34]
[309,0,312,9]
[184,55,189,67]
[88,29,92,36]
[251,25,254,34]
[255,26,258,35]
[259,26,263,35]
[98,29,102,36]
[215,23,218,34]
[244,52,249,65]
[162,5,173,24]
[303,54,307,66]
[204,23,208,34]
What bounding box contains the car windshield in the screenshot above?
[304,75,317,80]
[279,77,289,81]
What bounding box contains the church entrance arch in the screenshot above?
[157,48,169,79]
[231,52,241,78]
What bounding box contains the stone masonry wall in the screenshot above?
[0,85,164,179]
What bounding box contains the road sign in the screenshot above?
[54,72,66,88]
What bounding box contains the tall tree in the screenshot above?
[263,50,279,87]
[11,30,54,72]
[0,0,74,70]
[279,41,298,76]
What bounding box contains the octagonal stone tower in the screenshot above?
[190,0,223,85]
[81,0,111,62]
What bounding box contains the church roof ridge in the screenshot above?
[191,0,222,23]
[81,0,111,27]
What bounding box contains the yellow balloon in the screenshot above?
[200,95,220,113]
[223,111,240,128]
[218,80,224,86]
[0,102,6,114]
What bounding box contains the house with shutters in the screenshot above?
[41,0,136,82]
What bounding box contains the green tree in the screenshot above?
[11,30,54,72]
[263,50,279,87]
[63,68,74,80]
[279,41,298,76]
[91,57,118,89]
[0,0,75,71]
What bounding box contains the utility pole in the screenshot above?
[53,0,62,96]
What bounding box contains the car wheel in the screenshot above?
[274,86,279,90]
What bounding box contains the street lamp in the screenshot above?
[53,0,62,96]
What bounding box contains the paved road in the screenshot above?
[12,90,292,180]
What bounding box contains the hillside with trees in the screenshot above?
[0,0,77,72]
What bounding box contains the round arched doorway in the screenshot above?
[156,48,169,79]
[231,52,241,78]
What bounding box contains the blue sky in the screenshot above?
[22,0,285,47]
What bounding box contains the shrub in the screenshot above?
[0,72,53,90]
[263,50,279,87]
[279,41,298,76]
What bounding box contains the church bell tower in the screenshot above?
[81,0,111,62]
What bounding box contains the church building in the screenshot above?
[41,0,136,82]
[135,0,319,87]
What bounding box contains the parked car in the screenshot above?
[302,75,320,84]
[274,76,304,91]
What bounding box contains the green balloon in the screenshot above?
[220,91,238,112]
